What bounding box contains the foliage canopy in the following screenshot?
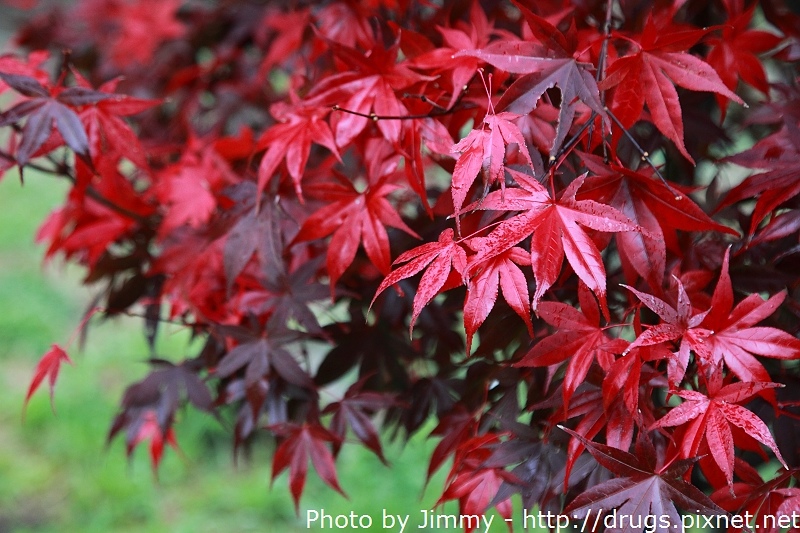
[3,0,800,528]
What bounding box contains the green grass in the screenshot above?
[1,171,543,532]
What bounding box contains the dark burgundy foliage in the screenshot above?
[5,0,800,528]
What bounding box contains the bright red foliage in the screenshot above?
[5,0,800,528]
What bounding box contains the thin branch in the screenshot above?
[111,308,205,330]
[605,107,683,200]
[401,92,448,111]
[0,148,153,224]
[595,0,616,162]
[332,73,477,121]
[596,0,615,88]
[331,102,475,121]
[547,111,599,171]
[0,150,60,176]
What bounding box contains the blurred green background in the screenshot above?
[0,170,485,532]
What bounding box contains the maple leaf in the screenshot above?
[622,280,713,387]
[0,51,50,95]
[563,427,726,533]
[515,288,627,409]
[652,379,787,486]
[578,156,737,289]
[456,4,605,157]
[323,376,396,463]
[706,5,782,116]
[701,248,800,383]
[154,154,222,237]
[372,228,468,335]
[214,325,311,389]
[125,409,181,476]
[436,433,515,531]
[256,7,311,75]
[72,74,159,169]
[0,72,100,167]
[108,361,212,475]
[256,98,340,201]
[305,32,430,147]
[600,16,744,162]
[24,343,72,413]
[270,422,346,512]
[106,0,185,69]
[488,439,568,516]
[712,467,800,533]
[715,126,800,236]
[547,381,636,482]
[294,172,419,290]
[470,170,638,312]
[223,192,286,290]
[463,242,532,354]
[450,111,534,226]
[33,157,154,267]
[411,1,492,110]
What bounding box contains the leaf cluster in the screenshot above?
[4,0,800,528]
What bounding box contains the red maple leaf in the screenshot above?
[0,51,50,96]
[294,172,419,290]
[256,97,340,201]
[411,0,493,110]
[463,242,533,354]
[126,409,181,476]
[154,145,235,237]
[712,467,800,533]
[701,249,800,383]
[450,111,534,227]
[707,5,782,115]
[72,74,159,169]
[107,0,184,68]
[372,228,468,335]
[306,32,430,147]
[623,279,713,387]
[516,288,627,409]
[457,4,605,157]
[24,343,72,413]
[563,427,725,529]
[600,15,744,162]
[436,433,515,532]
[270,422,346,512]
[715,125,800,237]
[652,379,787,486]
[470,170,638,313]
[578,155,737,289]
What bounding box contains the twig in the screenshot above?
[605,107,683,200]
[547,111,599,171]
[595,0,616,162]
[332,73,477,121]
[401,92,448,111]
[0,147,153,224]
[331,102,474,121]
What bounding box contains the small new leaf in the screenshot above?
[24,343,72,414]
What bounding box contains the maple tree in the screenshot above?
[3,0,800,529]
